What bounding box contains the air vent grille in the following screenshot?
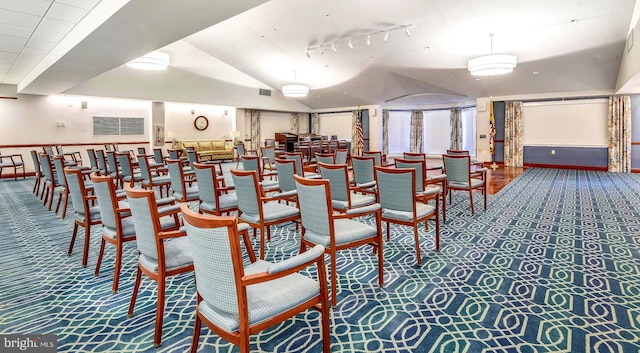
[259,88,271,96]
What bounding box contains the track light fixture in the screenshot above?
[306,24,412,56]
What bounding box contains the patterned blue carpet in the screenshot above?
[1,167,640,352]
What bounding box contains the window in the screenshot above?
[93,116,144,136]
[423,110,450,154]
[461,108,477,154]
[388,111,411,153]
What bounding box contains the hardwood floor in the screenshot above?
[485,165,527,195]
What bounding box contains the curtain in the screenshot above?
[449,107,462,150]
[504,101,523,167]
[351,110,364,156]
[489,101,496,158]
[291,113,299,134]
[250,110,261,150]
[311,113,319,134]
[409,110,424,153]
[608,95,632,173]
[382,109,389,157]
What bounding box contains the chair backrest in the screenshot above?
[65,167,91,216]
[153,148,164,164]
[402,152,426,160]
[136,154,152,181]
[168,149,181,159]
[443,154,471,183]
[94,150,106,174]
[117,152,134,179]
[187,150,198,166]
[137,147,147,156]
[284,152,305,176]
[264,139,276,147]
[86,149,99,169]
[362,151,382,166]
[375,166,416,213]
[317,162,350,203]
[91,173,120,230]
[106,151,118,174]
[193,162,222,207]
[446,149,470,156]
[236,143,246,156]
[394,158,426,193]
[56,145,64,155]
[240,155,263,181]
[260,146,276,164]
[181,205,242,317]
[335,149,348,164]
[315,153,335,165]
[43,146,54,156]
[30,150,42,176]
[351,156,375,185]
[124,186,162,260]
[52,155,68,187]
[294,175,332,236]
[166,159,188,196]
[39,153,55,183]
[275,158,297,192]
[230,169,261,217]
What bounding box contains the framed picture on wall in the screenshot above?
[154,125,165,146]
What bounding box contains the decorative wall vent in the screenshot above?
[259,88,272,96]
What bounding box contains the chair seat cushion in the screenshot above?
[304,219,377,247]
[240,202,299,224]
[382,202,436,222]
[144,175,171,184]
[259,180,279,191]
[174,186,199,201]
[332,192,376,210]
[448,178,484,189]
[200,193,238,212]
[139,236,192,272]
[198,259,319,332]
[75,206,101,222]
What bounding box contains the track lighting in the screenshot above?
[383,32,389,41]
[405,29,411,36]
[366,36,371,45]
[306,24,412,55]
[348,40,353,49]
[331,43,337,52]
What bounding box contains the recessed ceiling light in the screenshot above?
[476,78,481,81]
[423,46,430,50]
[343,92,348,95]
[325,14,330,18]
[317,95,321,97]
[532,71,539,75]
[369,56,374,60]
[570,19,578,23]
[325,64,330,68]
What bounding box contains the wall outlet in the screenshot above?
[551,149,555,155]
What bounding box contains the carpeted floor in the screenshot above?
[1,167,640,352]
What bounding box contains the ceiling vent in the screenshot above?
[259,88,272,96]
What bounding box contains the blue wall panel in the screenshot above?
[523,146,607,168]
[493,101,505,162]
[631,95,640,169]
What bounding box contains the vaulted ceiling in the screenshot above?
[1,0,637,111]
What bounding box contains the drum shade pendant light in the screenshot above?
[468,34,516,76]
[282,71,309,97]
[127,51,170,70]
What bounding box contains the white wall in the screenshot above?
[164,102,235,142]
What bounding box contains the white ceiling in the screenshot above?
[1,0,638,110]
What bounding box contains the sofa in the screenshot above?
[176,139,234,161]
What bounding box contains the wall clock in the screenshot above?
[194,115,209,131]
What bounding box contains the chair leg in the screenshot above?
[60,191,68,219]
[413,225,422,266]
[82,222,91,268]
[112,242,123,294]
[68,223,79,256]
[55,190,63,214]
[330,253,337,307]
[385,221,390,241]
[128,266,142,318]
[469,190,475,215]
[259,227,265,260]
[154,277,166,348]
[376,212,384,287]
[190,312,202,353]
[95,238,106,276]
[483,186,487,210]
[47,186,55,210]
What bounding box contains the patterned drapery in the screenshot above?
[250,110,261,151]
[291,113,299,134]
[382,109,389,157]
[449,107,462,150]
[608,95,632,173]
[311,113,319,134]
[504,101,524,167]
[409,110,424,153]
[351,110,364,156]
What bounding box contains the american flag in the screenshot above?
[356,116,365,156]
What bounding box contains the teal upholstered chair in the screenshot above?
[193,162,238,216]
[362,150,383,166]
[64,167,102,268]
[350,155,377,190]
[335,149,349,166]
[0,151,25,181]
[395,158,447,223]
[240,155,278,191]
[284,152,320,178]
[39,153,59,209]
[137,154,172,198]
[117,152,143,187]
[446,149,484,168]
[317,162,376,212]
[105,151,124,186]
[442,154,487,215]
[152,148,166,168]
[166,159,199,203]
[181,204,330,353]
[294,175,383,306]
[52,155,71,218]
[95,150,108,175]
[315,152,335,165]
[272,158,298,202]
[235,143,256,168]
[231,168,300,259]
[375,166,440,265]
[85,149,101,174]
[30,150,44,197]
[260,145,278,172]
[124,185,188,348]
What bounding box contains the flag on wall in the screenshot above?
[489,101,496,157]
